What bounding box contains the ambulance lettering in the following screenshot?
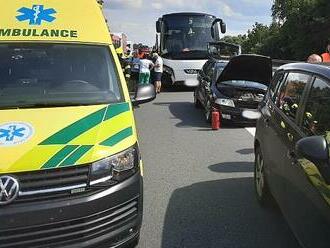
[0,29,79,38]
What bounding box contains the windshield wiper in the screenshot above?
[1,102,88,109]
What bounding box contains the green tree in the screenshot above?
[221,0,330,60]
[271,0,330,60]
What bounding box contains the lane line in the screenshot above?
[245,127,256,137]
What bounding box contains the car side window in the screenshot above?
[302,77,330,137]
[275,72,310,121]
[270,71,286,101]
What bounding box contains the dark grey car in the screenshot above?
[211,55,330,248]
[253,62,330,248]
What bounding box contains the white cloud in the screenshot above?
[151,2,163,10]
[104,0,143,9]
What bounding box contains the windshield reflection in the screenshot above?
[161,15,215,59]
[0,44,123,109]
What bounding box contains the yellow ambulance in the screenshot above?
[0,1,155,247]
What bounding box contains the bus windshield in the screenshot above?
[0,44,123,109]
[161,14,215,60]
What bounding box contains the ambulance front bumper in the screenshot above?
[0,172,143,248]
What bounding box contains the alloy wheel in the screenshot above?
[255,151,265,198]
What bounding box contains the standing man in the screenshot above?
[321,40,330,62]
[153,52,163,93]
[139,54,154,85]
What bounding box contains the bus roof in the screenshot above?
[0,0,112,44]
[162,12,216,18]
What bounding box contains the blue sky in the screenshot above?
[103,0,273,46]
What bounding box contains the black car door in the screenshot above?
[265,72,311,207]
[200,61,215,107]
[197,62,210,107]
[282,76,330,248]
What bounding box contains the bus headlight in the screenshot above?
[90,145,139,185]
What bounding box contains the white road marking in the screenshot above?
[245,127,256,137]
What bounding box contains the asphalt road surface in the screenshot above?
[134,91,300,248]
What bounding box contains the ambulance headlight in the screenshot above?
[90,145,139,185]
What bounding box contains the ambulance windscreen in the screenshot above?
[0,44,123,109]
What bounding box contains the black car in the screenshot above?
[194,55,270,124]
[223,56,330,248]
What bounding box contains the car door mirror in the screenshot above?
[296,136,330,183]
[131,84,156,106]
[207,42,241,60]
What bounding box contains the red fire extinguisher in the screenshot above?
[212,108,221,130]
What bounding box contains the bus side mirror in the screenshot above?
[211,19,226,41]
[221,21,226,34]
[156,19,162,33]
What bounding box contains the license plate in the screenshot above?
[222,114,231,120]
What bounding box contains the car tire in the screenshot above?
[254,146,274,206]
[194,91,202,108]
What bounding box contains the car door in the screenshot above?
[197,61,210,107]
[282,76,330,248]
[264,72,311,207]
[204,61,216,107]
[258,71,288,199]
[200,61,215,107]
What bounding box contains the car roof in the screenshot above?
[206,57,229,63]
[216,60,229,65]
[278,63,330,79]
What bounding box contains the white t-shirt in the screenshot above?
[139,59,154,73]
[154,56,163,73]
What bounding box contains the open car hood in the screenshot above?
[217,55,272,87]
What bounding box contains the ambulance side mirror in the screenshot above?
[131,84,156,106]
